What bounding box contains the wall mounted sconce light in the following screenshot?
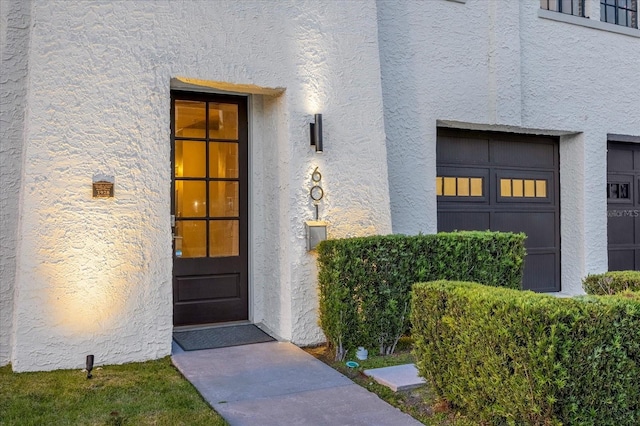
[310,113,323,152]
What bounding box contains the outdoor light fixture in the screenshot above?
[310,113,323,152]
[86,354,94,379]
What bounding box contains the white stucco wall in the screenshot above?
[520,1,640,292]
[0,0,31,367]
[10,0,391,371]
[378,0,640,295]
[15,0,638,371]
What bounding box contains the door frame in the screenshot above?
[171,90,252,326]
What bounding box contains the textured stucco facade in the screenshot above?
[378,0,640,295]
[1,0,638,371]
[1,0,391,372]
[0,0,31,367]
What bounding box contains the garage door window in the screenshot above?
[436,176,483,197]
[500,178,547,198]
[607,182,630,200]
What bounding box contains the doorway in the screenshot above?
[171,91,248,326]
[436,128,561,292]
[607,141,640,271]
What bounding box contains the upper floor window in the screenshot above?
[540,0,585,16]
[601,0,638,28]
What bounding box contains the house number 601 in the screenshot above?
[310,167,324,202]
[310,167,324,220]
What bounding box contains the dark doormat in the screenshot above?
[173,324,275,351]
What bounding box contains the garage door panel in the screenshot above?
[608,148,634,172]
[608,215,635,245]
[493,211,556,249]
[491,140,556,169]
[523,253,558,293]
[608,249,635,271]
[437,211,490,232]
[437,136,489,165]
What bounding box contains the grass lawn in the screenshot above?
[0,357,226,426]
[304,338,476,426]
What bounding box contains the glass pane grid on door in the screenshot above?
[174,100,240,258]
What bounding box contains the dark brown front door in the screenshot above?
[607,142,640,270]
[436,129,561,292]
[171,91,248,326]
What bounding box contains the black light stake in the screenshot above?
[86,354,94,379]
[310,113,323,152]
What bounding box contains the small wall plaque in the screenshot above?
[93,181,114,198]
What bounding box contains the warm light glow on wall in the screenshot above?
[45,230,136,334]
[296,29,328,114]
[305,91,322,115]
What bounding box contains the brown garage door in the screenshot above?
[437,128,560,292]
[607,142,640,270]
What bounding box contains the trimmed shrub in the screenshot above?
[582,270,640,295]
[316,231,525,359]
[411,280,640,425]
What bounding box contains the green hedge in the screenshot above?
[411,280,640,425]
[583,270,640,295]
[316,231,525,359]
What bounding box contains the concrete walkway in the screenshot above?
[172,341,422,426]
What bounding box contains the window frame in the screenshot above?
[540,0,586,17]
[601,0,638,28]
